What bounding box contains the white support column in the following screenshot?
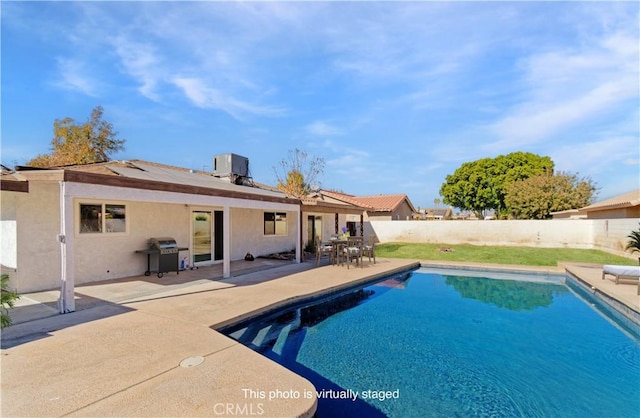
[58,181,75,313]
[295,208,301,263]
[222,206,231,278]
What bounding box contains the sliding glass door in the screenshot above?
[193,211,212,264]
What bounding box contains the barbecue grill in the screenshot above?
[135,237,188,278]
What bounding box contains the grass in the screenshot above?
[376,242,636,267]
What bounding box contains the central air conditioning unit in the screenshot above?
[212,153,250,185]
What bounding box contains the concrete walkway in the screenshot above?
[1,258,419,418]
[2,258,638,417]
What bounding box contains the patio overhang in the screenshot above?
[301,200,365,215]
[29,168,302,314]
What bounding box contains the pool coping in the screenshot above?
[213,261,421,332]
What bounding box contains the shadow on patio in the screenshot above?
[5,258,316,332]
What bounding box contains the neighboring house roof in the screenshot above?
[303,190,369,215]
[580,189,640,212]
[320,190,417,213]
[423,208,452,217]
[317,190,369,208]
[300,198,365,215]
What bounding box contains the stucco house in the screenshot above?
[0,157,305,312]
[0,156,371,312]
[302,190,366,243]
[414,207,453,220]
[300,197,367,250]
[552,189,640,220]
[317,190,417,222]
[580,189,640,219]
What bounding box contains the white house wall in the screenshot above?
[8,180,300,293]
[1,191,19,278]
[231,208,298,259]
[73,200,190,284]
[9,182,62,292]
[302,213,360,247]
[302,212,333,246]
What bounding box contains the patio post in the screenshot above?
[58,181,75,313]
[222,205,231,278]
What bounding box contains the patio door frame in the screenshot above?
[191,207,224,267]
[307,215,323,247]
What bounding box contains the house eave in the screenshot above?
[62,170,299,205]
[301,201,365,215]
[0,179,29,193]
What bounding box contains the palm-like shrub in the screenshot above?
[1,274,20,328]
[626,223,640,265]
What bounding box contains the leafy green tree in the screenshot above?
[626,223,640,265]
[504,172,597,219]
[27,106,125,167]
[1,274,20,329]
[439,152,554,218]
[274,148,325,198]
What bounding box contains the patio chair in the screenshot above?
[602,265,640,295]
[362,236,376,264]
[344,236,363,269]
[315,238,334,267]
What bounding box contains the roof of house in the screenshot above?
[319,190,417,213]
[580,189,640,212]
[424,208,452,217]
[10,159,295,203]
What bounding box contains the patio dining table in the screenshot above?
[327,236,364,267]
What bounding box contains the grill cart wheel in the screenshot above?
[157,272,164,278]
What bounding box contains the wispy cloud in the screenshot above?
[3,1,638,206]
[485,26,639,151]
[110,36,162,101]
[305,121,343,137]
[172,77,284,120]
[53,57,99,96]
[552,135,637,176]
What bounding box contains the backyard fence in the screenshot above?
[367,218,640,259]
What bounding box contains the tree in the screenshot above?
[503,172,597,219]
[439,152,554,218]
[27,106,125,167]
[274,148,325,198]
[626,223,640,265]
[1,274,20,329]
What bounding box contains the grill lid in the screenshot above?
[149,237,178,250]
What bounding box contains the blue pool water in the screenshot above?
[225,269,640,417]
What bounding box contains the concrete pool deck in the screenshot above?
[1,258,419,418]
[2,258,638,417]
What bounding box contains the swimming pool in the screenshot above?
[224,268,640,417]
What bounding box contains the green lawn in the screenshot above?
[376,242,636,267]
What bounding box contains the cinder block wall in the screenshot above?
[367,218,640,259]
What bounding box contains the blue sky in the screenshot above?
[2,1,638,209]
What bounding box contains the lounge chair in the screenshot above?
[602,265,640,295]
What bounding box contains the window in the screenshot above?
[264,212,287,235]
[79,203,127,234]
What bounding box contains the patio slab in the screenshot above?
[1,258,418,418]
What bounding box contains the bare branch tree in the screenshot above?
[273,148,325,198]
